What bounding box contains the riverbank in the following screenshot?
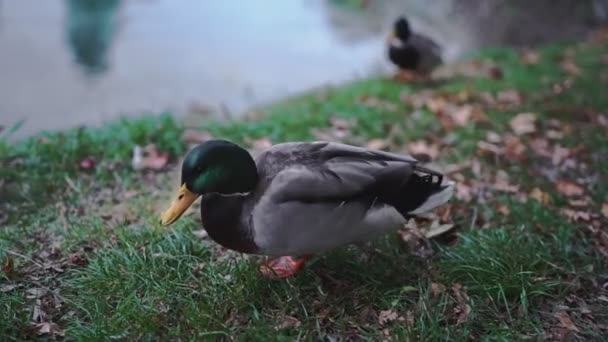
[2,32,608,340]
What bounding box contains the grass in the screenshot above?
[2,35,608,340]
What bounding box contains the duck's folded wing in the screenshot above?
[267,158,417,203]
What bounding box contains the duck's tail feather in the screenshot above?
[405,165,454,215]
[408,180,454,215]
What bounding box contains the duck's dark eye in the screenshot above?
[178,194,184,200]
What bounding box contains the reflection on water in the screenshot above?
[0,0,605,139]
[66,0,120,74]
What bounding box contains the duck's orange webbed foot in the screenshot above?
[395,70,418,82]
[259,255,312,279]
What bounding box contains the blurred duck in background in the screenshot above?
[387,16,443,81]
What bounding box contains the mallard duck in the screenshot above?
[387,16,442,80]
[161,140,453,278]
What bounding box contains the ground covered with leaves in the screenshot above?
[2,31,608,341]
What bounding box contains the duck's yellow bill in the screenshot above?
[160,184,199,226]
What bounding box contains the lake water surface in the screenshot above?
[0,0,604,139]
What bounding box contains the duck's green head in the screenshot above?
[160,139,258,226]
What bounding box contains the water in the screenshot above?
[0,0,605,139]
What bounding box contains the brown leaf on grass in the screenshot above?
[378,309,399,326]
[431,282,446,297]
[546,130,564,140]
[488,66,503,80]
[510,113,537,135]
[551,145,572,166]
[277,315,301,330]
[561,209,591,222]
[181,129,213,144]
[400,89,436,108]
[366,138,388,151]
[35,322,64,337]
[503,135,527,161]
[477,140,503,155]
[78,156,97,171]
[497,205,510,216]
[602,203,608,218]
[556,180,585,197]
[492,172,519,193]
[192,229,209,239]
[530,188,551,205]
[486,131,502,144]
[4,255,14,275]
[358,95,398,112]
[452,283,471,325]
[520,49,540,65]
[311,117,355,143]
[497,89,523,106]
[560,58,581,76]
[250,137,273,154]
[405,310,415,326]
[568,198,590,207]
[132,144,169,171]
[399,219,433,258]
[530,138,552,158]
[67,252,88,267]
[556,311,580,332]
[455,182,473,202]
[408,140,439,160]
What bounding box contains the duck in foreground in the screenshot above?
[387,16,443,81]
[161,140,454,278]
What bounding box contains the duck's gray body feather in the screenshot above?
[223,141,451,256]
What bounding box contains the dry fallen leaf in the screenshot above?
[277,315,301,330]
[510,113,537,135]
[455,182,473,202]
[560,58,580,76]
[556,311,580,332]
[249,137,273,155]
[520,49,540,65]
[503,135,527,161]
[78,156,97,171]
[182,129,213,144]
[36,322,64,337]
[561,209,591,222]
[497,89,523,106]
[452,283,471,325]
[366,138,388,151]
[556,180,585,197]
[602,203,608,218]
[67,252,88,267]
[192,229,209,239]
[431,282,446,297]
[132,144,169,171]
[378,309,399,326]
[4,255,14,275]
[530,188,550,205]
[408,140,439,160]
[568,198,589,207]
[497,205,510,216]
[358,95,398,111]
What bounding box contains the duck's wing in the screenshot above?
[409,33,443,72]
[255,141,419,201]
[268,145,419,203]
[251,142,450,255]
